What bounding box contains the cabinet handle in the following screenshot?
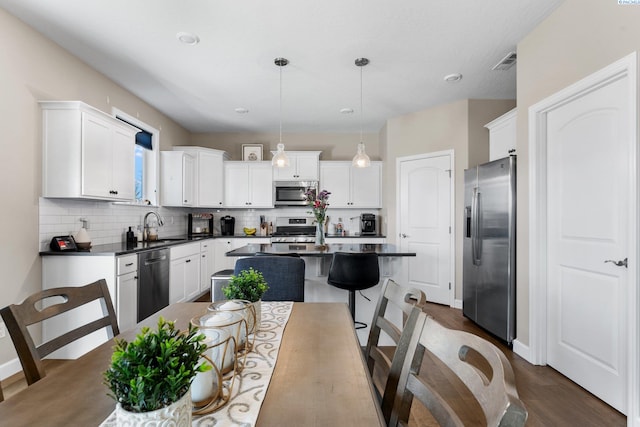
[202,254,206,258]
[125,262,134,267]
[186,259,191,263]
[134,276,138,280]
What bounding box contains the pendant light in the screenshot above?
[272,57,290,168]
[352,57,371,168]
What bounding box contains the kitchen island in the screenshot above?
[225,243,415,345]
[225,242,416,257]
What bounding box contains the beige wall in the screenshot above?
[188,132,380,161]
[0,9,189,367]
[515,0,640,345]
[382,99,515,299]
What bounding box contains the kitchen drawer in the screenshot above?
[170,242,200,259]
[117,254,137,275]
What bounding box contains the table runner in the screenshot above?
[101,301,293,427]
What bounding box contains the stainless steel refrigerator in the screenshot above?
[463,156,516,344]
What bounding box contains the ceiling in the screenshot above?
[1,0,563,134]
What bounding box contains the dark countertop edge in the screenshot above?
[39,234,387,256]
[325,235,386,238]
[39,234,261,256]
[225,243,415,257]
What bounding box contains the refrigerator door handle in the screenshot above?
[472,188,482,265]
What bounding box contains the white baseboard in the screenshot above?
[512,339,534,363]
[453,299,462,310]
[0,357,21,381]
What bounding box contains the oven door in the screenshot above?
[274,182,317,206]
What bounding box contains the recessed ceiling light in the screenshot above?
[176,32,200,45]
[444,73,462,83]
[340,108,354,114]
[235,107,249,114]
[444,73,463,83]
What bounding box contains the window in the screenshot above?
[113,108,159,206]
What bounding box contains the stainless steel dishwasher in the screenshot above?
[138,248,170,322]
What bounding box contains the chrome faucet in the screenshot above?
[143,211,164,240]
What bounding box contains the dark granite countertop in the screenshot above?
[225,243,414,257]
[39,234,272,256]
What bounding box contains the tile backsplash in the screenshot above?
[39,198,380,251]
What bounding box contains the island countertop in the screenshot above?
[225,243,416,257]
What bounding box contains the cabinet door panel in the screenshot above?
[295,154,319,180]
[169,259,186,304]
[198,152,224,207]
[350,162,382,208]
[82,113,112,198]
[117,272,138,331]
[320,162,350,207]
[249,163,273,207]
[182,155,195,206]
[184,255,200,301]
[273,161,296,180]
[111,126,135,200]
[224,163,250,207]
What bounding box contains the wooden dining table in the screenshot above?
[0,302,385,427]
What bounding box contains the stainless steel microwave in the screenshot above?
[273,181,318,206]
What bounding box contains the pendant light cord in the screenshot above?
[360,63,363,143]
[279,63,283,144]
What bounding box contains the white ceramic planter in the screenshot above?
[115,390,192,426]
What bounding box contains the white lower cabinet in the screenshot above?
[41,255,120,359]
[169,242,201,303]
[116,254,138,332]
[200,240,215,293]
[213,238,270,271]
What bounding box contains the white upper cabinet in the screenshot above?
[486,108,517,161]
[224,161,273,208]
[173,146,229,207]
[41,101,136,201]
[320,161,382,208]
[160,151,195,206]
[272,151,321,181]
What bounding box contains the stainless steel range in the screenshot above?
[271,217,316,243]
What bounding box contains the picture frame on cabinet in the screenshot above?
[242,144,263,161]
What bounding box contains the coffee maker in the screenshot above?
[360,213,377,235]
[220,216,235,236]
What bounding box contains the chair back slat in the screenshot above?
[364,278,426,422]
[0,279,119,386]
[388,313,528,427]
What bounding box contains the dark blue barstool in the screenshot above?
[327,252,380,329]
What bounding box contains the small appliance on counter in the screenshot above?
[220,215,235,236]
[188,213,214,237]
[360,213,377,235]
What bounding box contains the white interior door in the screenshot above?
[398,152,453,305]
[546,74,629,414]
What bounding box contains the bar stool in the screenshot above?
[327,252,380,329]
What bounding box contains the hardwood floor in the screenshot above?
[407,302,626,426]
[1,297,626,426]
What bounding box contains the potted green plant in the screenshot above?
[104,316,210,425]
[222,267,269,331]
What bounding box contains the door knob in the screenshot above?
[399,233,410,238]
[604,258,628,268]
